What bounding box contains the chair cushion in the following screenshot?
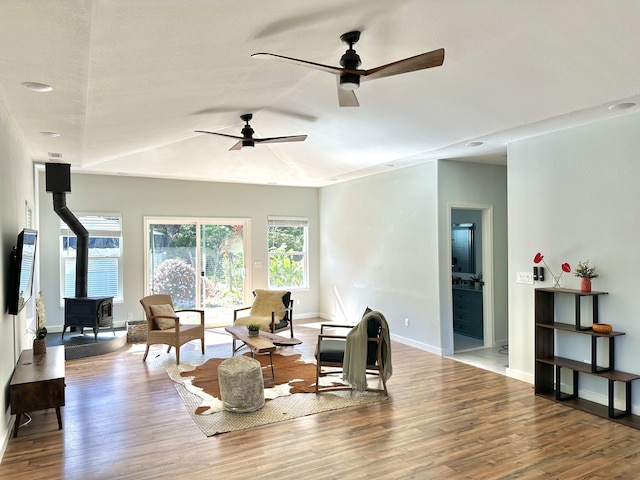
[250,290,287,322]
[318,339,346,363]
[149,304,178,330]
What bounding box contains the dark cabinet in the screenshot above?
[453,287,483,339]
[10,345,65,437]
[534,287,640,429]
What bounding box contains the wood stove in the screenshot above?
[63,296,114,341]
[46,163,116,342]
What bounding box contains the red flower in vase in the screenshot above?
[534,252,571,287]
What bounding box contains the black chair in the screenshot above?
[315,311,390,394]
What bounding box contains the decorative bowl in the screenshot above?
[592,323,612,334]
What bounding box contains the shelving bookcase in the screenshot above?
[534,287,640,429]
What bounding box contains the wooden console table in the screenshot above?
[10,345,65,438]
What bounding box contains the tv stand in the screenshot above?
[10,345,65,437]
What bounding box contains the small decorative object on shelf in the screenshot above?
[247,323,261,337]
[33,338,46,354]
[33,291,48,354]
[470,273,483,290]
[533,252,571,288]
[592,323,612,334]
[574,260,598,293]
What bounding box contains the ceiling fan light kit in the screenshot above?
[339,73,360,90]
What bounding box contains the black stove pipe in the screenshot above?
[52,192,89,298]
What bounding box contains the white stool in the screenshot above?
[218,356,265,413]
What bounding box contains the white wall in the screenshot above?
[508,112,640,412]
[0,103,35,454]
[319,162,441,352]
[37,172,319,329]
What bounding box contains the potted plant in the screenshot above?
[247,323,261,337]
[574,260,598,293]
[470,273,483,290]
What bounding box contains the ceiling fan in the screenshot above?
[195,113,307,150]
[252,30,445,107]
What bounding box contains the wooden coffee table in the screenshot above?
[224,326,302,379]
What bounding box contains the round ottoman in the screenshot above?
[218,356,265,413]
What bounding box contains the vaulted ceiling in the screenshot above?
[1,1,638,187]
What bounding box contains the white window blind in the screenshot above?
[60,214,123,301]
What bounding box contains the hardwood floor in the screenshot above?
[2,321,640,479]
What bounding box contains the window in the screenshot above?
[268,216,308,289]
[60,214,122,302]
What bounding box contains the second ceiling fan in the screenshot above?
[195,113,307,150]
[252,30,445,107]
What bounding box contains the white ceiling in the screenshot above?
[1,0,639,187]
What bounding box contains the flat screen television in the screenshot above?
[6,229,38,315]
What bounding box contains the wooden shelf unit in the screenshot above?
[534,287,640,429]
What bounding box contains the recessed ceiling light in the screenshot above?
[465,141,483,147]
[384,163,396,168]
[22,82,53,92]
[608,102,636,111]
[329,178,339,182]
[40,131,60,137]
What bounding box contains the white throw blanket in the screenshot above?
[342,311,392,391]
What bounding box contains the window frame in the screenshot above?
[267,216,309,290]
[59,212,123,304]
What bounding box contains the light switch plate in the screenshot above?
[516,272,534,284]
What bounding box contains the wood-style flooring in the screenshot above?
[2,321,640,479]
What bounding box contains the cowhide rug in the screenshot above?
[158,348,388,436]
[180,351,346,414]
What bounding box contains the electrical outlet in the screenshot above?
[404,318,409,327]
[516,272,534,284]
[296,299,300,305]
[127,312,133,320]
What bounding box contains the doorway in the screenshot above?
[144,217,251,326]
[451,209,484,349]
[448,206,508,375]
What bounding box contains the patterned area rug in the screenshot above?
[158,345,388,437]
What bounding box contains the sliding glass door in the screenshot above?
[145,217,250,326]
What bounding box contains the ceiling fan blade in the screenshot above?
[195,130,243,140]
[229,141,243,151]
[255,135,308,144]
[336,79,359,107]
[251,52,344,75]
[362,48,445,81]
